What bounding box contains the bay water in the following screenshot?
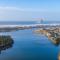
[0,21,59,60]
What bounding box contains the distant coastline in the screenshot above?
[0,21,60,25]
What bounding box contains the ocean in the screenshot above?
[0,21,59,60]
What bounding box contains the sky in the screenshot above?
[0,0,60,21]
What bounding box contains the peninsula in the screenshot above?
[34,27,60,45]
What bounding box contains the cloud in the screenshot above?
[0,6,47,21]
[0,6,60,21]
[0,7,28,21]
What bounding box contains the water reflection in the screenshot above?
[0,35,14,54]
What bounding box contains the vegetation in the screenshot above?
[0,35,14,53]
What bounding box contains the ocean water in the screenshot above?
[0,21,59,60]
[0,21,60,25]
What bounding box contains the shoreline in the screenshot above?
[0,24,60,32]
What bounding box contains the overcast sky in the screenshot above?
[0,0,60,21]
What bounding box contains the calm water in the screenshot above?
[0,21,60,60]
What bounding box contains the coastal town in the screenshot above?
[34,27,60,45]
[0,24,60,60]
[0,24,60,46]
[34,27,60,60]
